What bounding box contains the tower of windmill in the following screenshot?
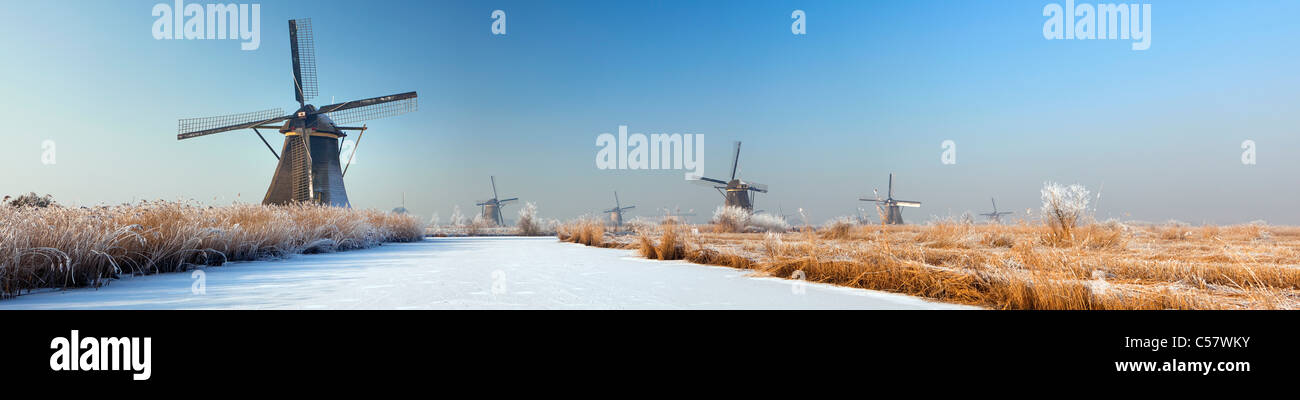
[604,191,636,228]
[979,198,1013,223]
[175,19,418,207]
[690,141,768,211]
[859,173,922,225]
[476,176,518,226]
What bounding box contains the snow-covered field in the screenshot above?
[0,237,974,310]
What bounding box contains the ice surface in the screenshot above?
[0,237,976,310]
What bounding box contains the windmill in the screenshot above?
[604,191,636,228]
[690,141,768,211]
[476,176,517,226]
[859,173,921,225]
[392,192,408,214]
[657,206,696,223]
[175,19,418,207]
[979,198,1013,223]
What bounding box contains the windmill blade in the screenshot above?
[498,198,519,203]
[990,198,998,212]
[888,173,895,199]
[746,182,769,193]
[177,108,289,140]
[894,200,922,208]
[490,176,499,200]
[289,19,318,105]
[316,92,418,124]
[691,176,728,186]
[614,191,621,209]
[859,197,886,203]
[729,141,742,181]
[621,206,636,211]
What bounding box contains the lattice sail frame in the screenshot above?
[325,97,418,125]
[290,18,318,102]
[178,108,285,136]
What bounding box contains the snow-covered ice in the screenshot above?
[0,237,976,310]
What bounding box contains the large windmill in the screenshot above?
[604,191,636,228]
[979,198,1013,223]
[691,141,768,211]
[175,19,418,207]
[476,176,518,226]
[859,173,921,225]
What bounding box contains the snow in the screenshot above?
[0,237,976,310]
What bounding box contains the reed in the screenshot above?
[0,201,424,298]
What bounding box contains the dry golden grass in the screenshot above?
[557,218,616,248]
[0,201,424,298]
[560,219,1300,309]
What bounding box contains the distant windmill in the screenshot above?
[657,206,696,223]
[476,176,518,226]
[859,173,921,225]
[392,192,408,214]
[660,206,697,217]
[979,198,1013,223]
[604,191,636,228]
[690,141,768,211]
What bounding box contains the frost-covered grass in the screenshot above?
[0,201,424,298]
[560,212,1300,310]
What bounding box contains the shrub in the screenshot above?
[820,217,856,240]
[711,206,750,233]
[5,192,56,208]
[1041,182,1090,246]
[517,202,541,236]
[748,213,790,233]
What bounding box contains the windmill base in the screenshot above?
[263,132,350,207]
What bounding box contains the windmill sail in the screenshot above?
[289,19,318,105]
[177,109,289,140]
[320,92,419,124]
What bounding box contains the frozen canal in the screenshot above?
[0,237,973,310]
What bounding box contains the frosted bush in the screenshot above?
[468,214,488,235]
[711,206,751,233]
[517,202,541,236]
[1041,182,1090,224]
[1041,182,1090,244]
[748,213,789,232]
[450,205,466,227]
[624,217,657,232]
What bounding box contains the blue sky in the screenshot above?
[1,0,1297,224]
